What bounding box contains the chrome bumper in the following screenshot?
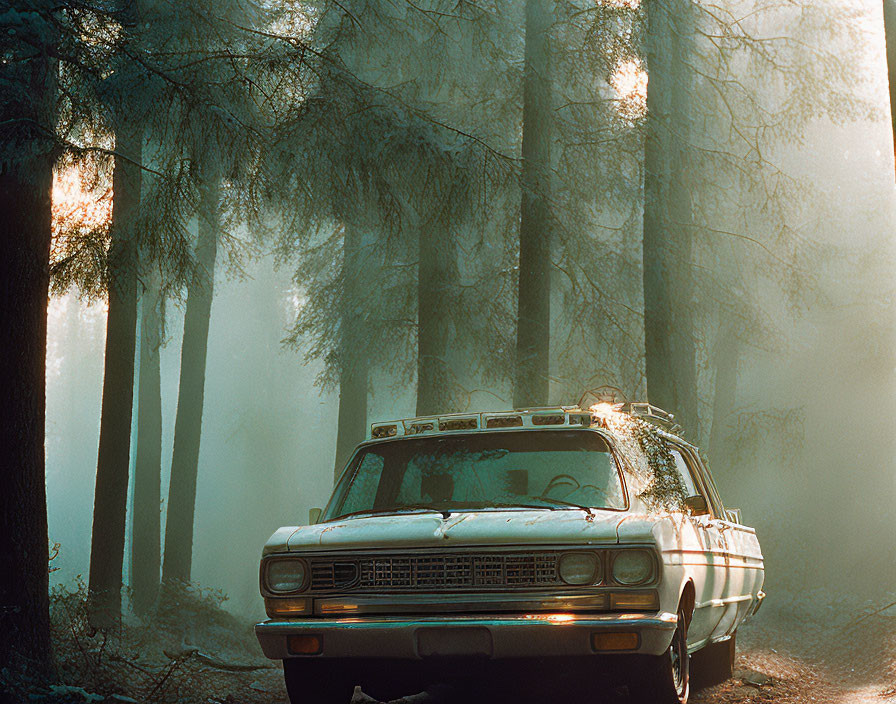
[255,612,678,660]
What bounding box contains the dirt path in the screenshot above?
[243,613,896,704]
[346,599,896,704]
[34,588,896,704]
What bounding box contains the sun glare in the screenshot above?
[52,168,112,235]
[610,58,648,120]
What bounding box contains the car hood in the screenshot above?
[265,509,629,554]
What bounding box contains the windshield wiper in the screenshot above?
[333,500,598,521]
[333,505,446,520]
[532,496,597,518]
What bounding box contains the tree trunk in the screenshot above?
[708,323,739,469]
[333,224,368,478]
[88,122,142,627]
[884,0,896,175]
[162,173,219,585]
[0,48,56,678]
[513,0,553,409]
[642,0,699,436]
[130,268,163,614]
[416,224,459,417]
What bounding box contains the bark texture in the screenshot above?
[416,224,459,417]
[130,270,163,614]
[642,0,699,436]
[513,0,553,409]
[334,225,368,478]
[87,123,142,627]
[0,49,56,677]
[162,174,219,584]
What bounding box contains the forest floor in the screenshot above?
[3,585,894,704]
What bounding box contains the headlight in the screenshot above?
[559,552,600,585]
[266,559,308,593]
[612,551,654,586]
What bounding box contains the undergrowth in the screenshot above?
[1,580,284,704]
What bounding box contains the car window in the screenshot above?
[688,452,726,517]
[328,430,627,519]
[339,452,385,517]
[668,448,701,498]
[668,443,726,518]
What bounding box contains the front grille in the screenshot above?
[309,552,560,592]
[311,561,359,590]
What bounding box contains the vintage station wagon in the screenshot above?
[255,404,765,703]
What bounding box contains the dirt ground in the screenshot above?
[7,586,895,704]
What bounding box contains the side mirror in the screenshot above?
[725,508,742,524]
[684,495,709,515]
[309,507,322,525]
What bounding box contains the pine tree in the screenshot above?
[162,167,220,585]
[513,0,554,409]
[0,1,57,675]
[642,0,699,434]
[130,266,164,614]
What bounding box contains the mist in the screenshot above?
[3,0,896,701]
[41,0,896,610]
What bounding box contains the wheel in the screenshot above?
[629,606,690,703]
[282,659,356,704]
[690,634,735,690]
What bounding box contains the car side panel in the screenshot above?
[717,520,765,635]
[673,516,731,647]
[643,515,725,648]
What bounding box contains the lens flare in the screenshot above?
[610,58,648,120]
[52,167,112,235]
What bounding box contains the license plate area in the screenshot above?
[415,627,493,657]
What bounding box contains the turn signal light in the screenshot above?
[265,597,312,618]
[592,632,640,651]
[610,591,660,611]
[287,634,322,655]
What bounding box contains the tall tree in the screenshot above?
[0,2,57,676]
[416,221,460,417]
[333,224,368,476]
[642,0,698,434]
[87,121,142,626]
[513,0,554,409]
[162,167,220,585]
[130,268,164,614]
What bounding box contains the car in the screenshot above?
[255,402,765,704]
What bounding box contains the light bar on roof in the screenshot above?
[438,416,479,431]
[404,417,437,435]
[370,423,399,439]
[484,413,523,429]
[368,406,612,440]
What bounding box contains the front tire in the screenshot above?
[283,659,356,704]
[629,606,690,704]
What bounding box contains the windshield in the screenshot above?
[327,430,627,520]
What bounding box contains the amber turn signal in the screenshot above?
[265,597,312,618]
[592,631,640,652]
[609,591,659,611]
[287,634,322,655]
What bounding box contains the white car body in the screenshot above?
[256,405,765,701]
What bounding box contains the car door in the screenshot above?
[666,442,731,648]
[693,456,765,634]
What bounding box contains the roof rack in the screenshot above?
[368,403,685,440]
[619,402,684,437]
